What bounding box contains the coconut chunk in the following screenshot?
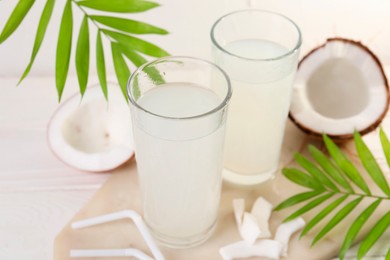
[250,197,273,238]
[240,213,261,244]
[227,198,304,259]
[219,239,283,260]
[274,217,306,256]
[233,198,245,226]
[233,199,260,243]
[233,197,272,243]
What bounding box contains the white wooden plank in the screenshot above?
[0,76,122,191]
[0,190,96,260]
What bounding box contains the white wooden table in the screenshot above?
[0,76,112,259]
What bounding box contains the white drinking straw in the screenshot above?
[71,210,165,260]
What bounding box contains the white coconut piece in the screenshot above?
[48,84,134,172]
[233,198,245,226]
[233,197,273,243]
[219,239,283,260]
[240,212,261,244]
[290,38,389,141]
[274,217,306,256]
[233,199,261,244]
[250,197,273,238]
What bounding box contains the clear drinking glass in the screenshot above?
[127,56,232,248]
[211,10,302,185]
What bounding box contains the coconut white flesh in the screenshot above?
[291,40,388,136]
[274,217,306,257]
[219,239,283,260]
[233,197,273,243]
[250,197,273,238]
[240,213,261,244]
[233,199,259,243]
[48,85,134,172]
[233,198,245,227]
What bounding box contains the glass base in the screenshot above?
[147,220,217,249]
[222,167,277,185]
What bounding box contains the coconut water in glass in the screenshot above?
[127,56,231,248]
[211,10,301,185]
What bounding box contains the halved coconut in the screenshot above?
[48,84,134,172]
[290,38,390,141]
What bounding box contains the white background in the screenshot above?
[1,0,390,78]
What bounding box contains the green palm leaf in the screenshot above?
[118,46,165,85]
[96,31,107,100]
[111,43,130,99]
[1,0,168,101]
[75,16,90,96]
[18,0,55,85]
[275,190,324,211]
[295,153,339,191]
[103,29,169,57]
[55,0,73,101]
[300,194,348,238]
[339,199,381,260]
[355,131,390,196]
[91,16,168,35]
[312,196,363,246]
[118,44,147,66]
[0,0,35,44]
[276,132,390,258]
[386,247,390,260]
[324,135,371,195]
[283,192,334,222]
[357,211,390,259]
[308,145,354,193]
[380,128,390,170]
[78,0,159,13]
[282,168,325,191]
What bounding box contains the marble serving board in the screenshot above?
[54,121,390,260]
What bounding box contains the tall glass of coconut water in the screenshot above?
[211,10,301,185]
[127,56,232,248]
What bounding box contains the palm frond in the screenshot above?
[357,211,390,259]
[282,168,325,191]
[276,130,390,259]
[18,0,55,85]
[283,192,334,223]
[300,194,348,238]
[0,0,35,44]
[295,153,340,192]
[323,134,371,195]
[274,190,324,211]
[354,131,390,196]
[311,196,363,246]
[339,199,382,260]
[308,145,354,193]
[0,0,169,101]
[55,0,73,101]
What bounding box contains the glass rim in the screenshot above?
[210,9,302,62]
[127,56,232,120]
